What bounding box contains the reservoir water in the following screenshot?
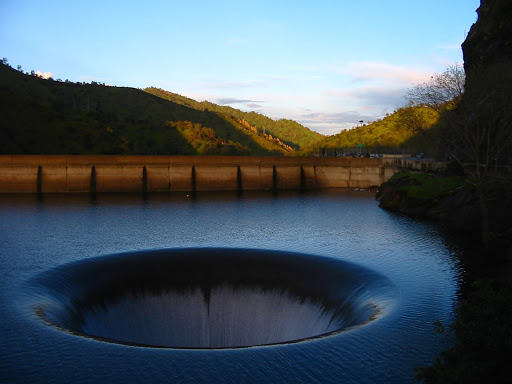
[0,190,463,383]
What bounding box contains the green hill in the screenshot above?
[301,104,440,156]
[143,87,323,150]
[0,62,311,156]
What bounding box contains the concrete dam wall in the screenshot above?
[0,155,441,193]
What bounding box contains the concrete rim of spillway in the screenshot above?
[25,248,398,350]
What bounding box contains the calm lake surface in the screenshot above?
[0,190,463,383]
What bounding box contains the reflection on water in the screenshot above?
[0,190,463,384]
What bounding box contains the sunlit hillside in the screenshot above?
[143,87,323,150]
[301,105,441,156]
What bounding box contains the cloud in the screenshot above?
[167,60,436,136]
[300,111,379,126]
[35,70,53,79]
[295,119,358,136]
[328,85,408,109]
[301,61,436,131]
[245,102,262,109]
[330,61,431,87]
[216,97,264,105]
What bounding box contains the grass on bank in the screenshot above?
[384,171,469,201]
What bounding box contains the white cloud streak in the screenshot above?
[331,61,431,86]
[216,97,263,105]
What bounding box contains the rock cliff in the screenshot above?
[462,0,512,78]
[377,0,512,248]
[462,0,512,73]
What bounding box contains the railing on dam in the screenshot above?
[0,155,445,194]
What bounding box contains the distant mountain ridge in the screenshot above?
[0,62,322,156]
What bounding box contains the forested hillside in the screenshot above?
[0,63,310,156]
[301,104,440,156]
[144,87,323,150]
[1,60,451,158]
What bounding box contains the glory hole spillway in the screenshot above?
[27,248,397,349]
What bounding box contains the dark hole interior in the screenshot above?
[32,248,396,349]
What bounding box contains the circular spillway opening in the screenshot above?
[29,248,397,349]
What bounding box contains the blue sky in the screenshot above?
[1,0,480,135]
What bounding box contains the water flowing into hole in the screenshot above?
[29,248,397,349]
[80,287,348,348]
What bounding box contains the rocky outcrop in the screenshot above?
[462,0,512,75]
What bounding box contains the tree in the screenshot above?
[400,65,465,151]
[406,63,465,113]
[406,63,512,245]
[441,63,512,245]
[396,102,439,133]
